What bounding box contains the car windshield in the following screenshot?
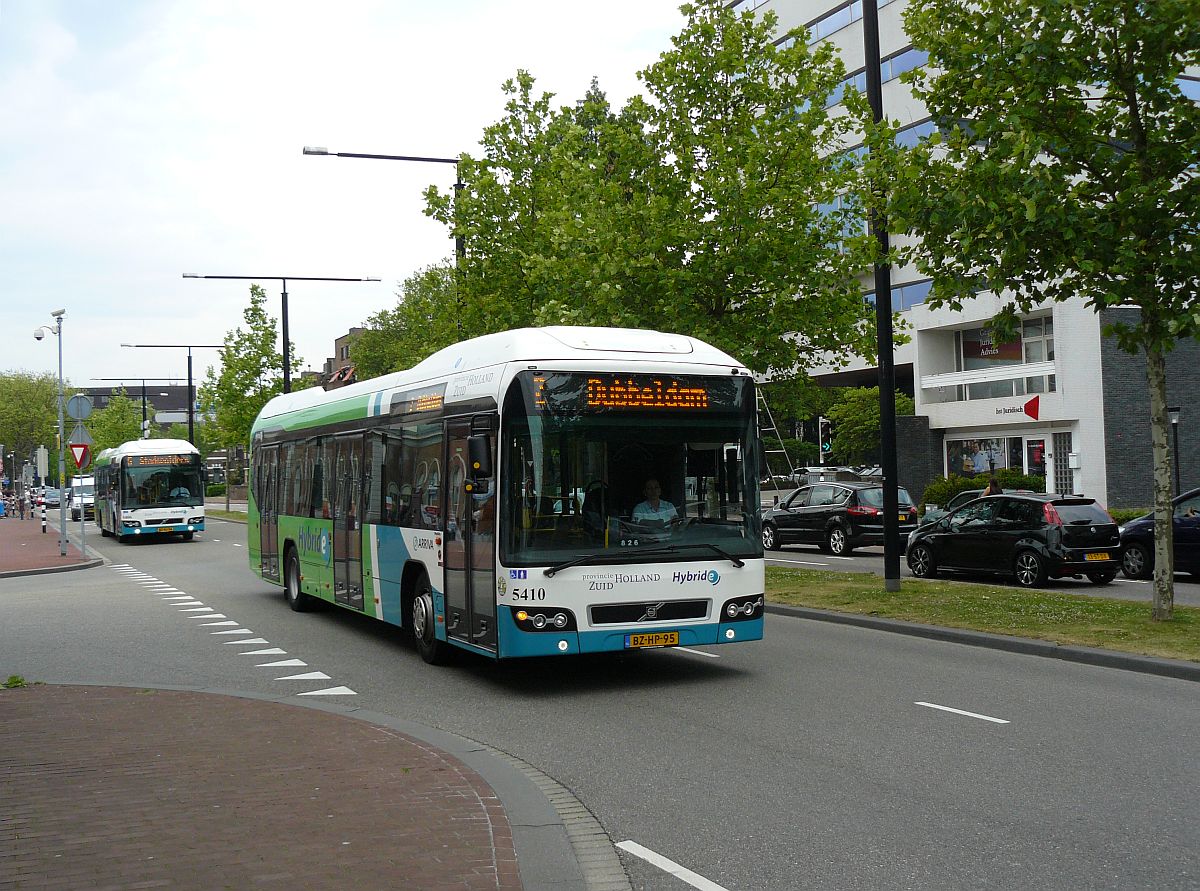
[858,487,914,508]
[1055,501,1112,524]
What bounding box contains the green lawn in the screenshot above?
[767,566,1200,663]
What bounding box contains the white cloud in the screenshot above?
[1,0,684,387]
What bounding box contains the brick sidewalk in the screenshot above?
[0,685,522,890]
[0,511,92,576]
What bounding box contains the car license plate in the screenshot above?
[625,632,679,649]
[1085,552,1110,561]
[158,526,176,533]
[899,514,909,522]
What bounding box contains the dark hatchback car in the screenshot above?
[906,493,1120,588]
[1119,487,1200,579]
[761,481,918,555]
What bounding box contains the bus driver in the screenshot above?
[632,479,678,526]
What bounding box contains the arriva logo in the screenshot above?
[298,526,331,564]
[672,568,720,586]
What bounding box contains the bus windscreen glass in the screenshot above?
[502,371,761,566]
[122,455,204,508]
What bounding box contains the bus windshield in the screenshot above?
[122,457,203,508]
[501,371,761,566]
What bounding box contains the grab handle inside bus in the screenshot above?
[467,434,493,480]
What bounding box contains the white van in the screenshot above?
[69,475,95,521]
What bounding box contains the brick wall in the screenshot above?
[1100,309,1200,508]
[896,414,944,504]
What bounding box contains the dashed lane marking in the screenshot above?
[617,840,730,891]
[676,646,720,659]
[915,701,1010,724]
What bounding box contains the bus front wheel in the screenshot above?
[284,548,313,612]
[412,574,450,665]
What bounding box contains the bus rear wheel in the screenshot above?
[180,531,194,541]
[412,574,450,665]
[284,547,313,612]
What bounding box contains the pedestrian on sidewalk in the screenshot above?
[18,492,26,520]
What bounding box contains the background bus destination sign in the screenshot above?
[532,373,717,411]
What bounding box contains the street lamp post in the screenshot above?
[1168,406,1181,497]
[181,274,380,393]
[34,309,68,556]
[302,146,464,333]
[120,345,222,444]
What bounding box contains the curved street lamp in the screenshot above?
[34,309,68,556]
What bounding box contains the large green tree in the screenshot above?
[826,387,915,465]
[0,371,64,485]
[422,0,887,376]
[890,0,1200,619]
[198,285,299,452]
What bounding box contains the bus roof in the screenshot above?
[254,326,749,428]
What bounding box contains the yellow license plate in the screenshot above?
[899,514,909,522]
[1085,552,1110,561]
[158,526,176,533]
[625,632,679,649]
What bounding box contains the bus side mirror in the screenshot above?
[467,434,492,480]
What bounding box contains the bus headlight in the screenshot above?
[188,516,203,525]
[510,606,577,632]
[721,595,764,622]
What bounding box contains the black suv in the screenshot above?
[761,481,917,555]
[906,493,1120,588]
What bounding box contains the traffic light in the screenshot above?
[819,417,832,454]
[142,419,151,439]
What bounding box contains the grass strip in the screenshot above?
[206,509,247,523]
[767,566,1200,663]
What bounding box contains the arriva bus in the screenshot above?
[94,439,206,542]
[248,326,764,664]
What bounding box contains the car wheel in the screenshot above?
[1086,571,1116,585]
[412,573,450,665]
[827,524,852,556]
[284,547,313,612]
[1121,542,1152,580]
[762,523,779,551]
[1014,550,1047,588]
[907,544,937,579]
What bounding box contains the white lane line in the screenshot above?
[162,596,196,601]
[616,841,730,891]
[915,702,1010,724]
[276,671,331,681]
[297,686,356,696]
[767,558,833,567]
[232,543,243,548]
[201,620,239,626]
[257,659,307,667]
[240,647,287,655]
[676,646,720,659]
[188,613,226,619]
[178,607,214,613]
[211,629,255,635]
[223,637,269,645]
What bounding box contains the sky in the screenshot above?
[0,0,686,391]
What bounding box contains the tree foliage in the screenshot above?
[890,0,1200,618]
[416,0,888,377]
[826,387,915,464]
[198,284,298,450]
[88,389,147,456]
[0,371,62,483]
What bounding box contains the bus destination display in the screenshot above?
[531,373,737,412]
[126,454,196,467]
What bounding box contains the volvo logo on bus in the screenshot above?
[638,602,666,622]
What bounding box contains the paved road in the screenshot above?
[4,519,1199,890]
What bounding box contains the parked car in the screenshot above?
[921,487,1037,525]
[761,481,918,555]
[1118,487,1200,579]
[906,493,1120,588]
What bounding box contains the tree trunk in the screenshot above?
[1146,344,1175,620]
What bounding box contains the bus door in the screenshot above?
[259,446,280,581]
[443,419,497,651]
[333,435,365,610]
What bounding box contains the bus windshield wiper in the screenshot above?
[543,552,609,577]
[543,543,745,577]
[633,543,745,568]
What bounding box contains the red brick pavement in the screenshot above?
[0,512,91,575]
[0,686,523,890]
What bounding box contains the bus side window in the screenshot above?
[310,452,324,518]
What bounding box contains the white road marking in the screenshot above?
[257,659,307,667]
[297,686,356,696]
[188,613,226,619]
[915,702,1010,724]
[616,841,730,891]
[211,629,255,635]
[276,671,331,681]
[239,647,287,655]
[767,557,833,567]
[232,543,243,548]
[201,620,239,626]
[178,607,214,613]
[162,596,195,601]
[223,638,269,645]
[676,646,720,659]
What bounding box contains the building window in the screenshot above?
[825,46,928,108]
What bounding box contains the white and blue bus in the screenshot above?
[248,326,765,664]
[94,439,206,542]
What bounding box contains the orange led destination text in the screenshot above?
[585,378,709,409]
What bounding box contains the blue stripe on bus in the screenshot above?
[492,611,764,658]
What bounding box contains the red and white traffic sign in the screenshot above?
[69,443,90,469]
